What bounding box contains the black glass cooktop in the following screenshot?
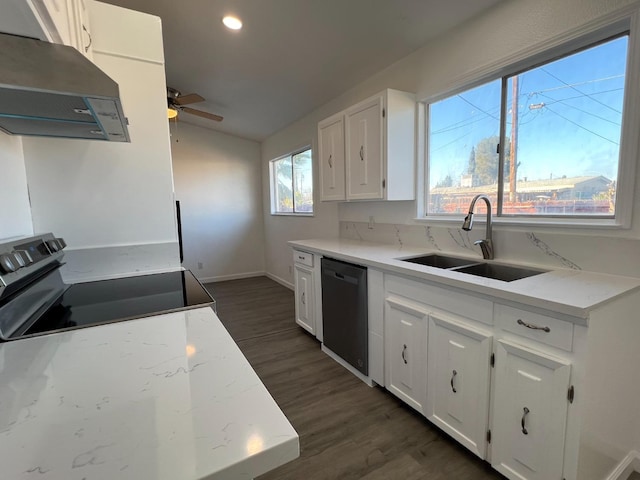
[23,270,214,337]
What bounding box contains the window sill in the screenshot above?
[414,215,627,230]
[270,212,314,217]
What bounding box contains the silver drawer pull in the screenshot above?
[401,344,408,364]
[328,154,333,168]
[517,318,550,333]
[521,407,530,435]
[298,256,305,260]
[450,370,457,393]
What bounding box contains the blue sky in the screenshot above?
[429,35,627,187]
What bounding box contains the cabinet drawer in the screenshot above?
[495,304,573,352]
[293,250,314,267]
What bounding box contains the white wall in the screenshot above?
[263,0,640,285]
[171,122,265,282]
[23,2,176,249]
[0,135,32,239]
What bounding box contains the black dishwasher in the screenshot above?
[321,258,368,375]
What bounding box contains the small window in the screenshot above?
[426,34,628,221]
[270,148,313,214]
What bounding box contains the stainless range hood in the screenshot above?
[0,33,130,142]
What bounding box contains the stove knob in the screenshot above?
[46,240,60,252]
[11,251,26,268]
[14,250,34,265]
[0,253,18,273]
[56,238,67,249]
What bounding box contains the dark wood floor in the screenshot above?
[205,276,505,480]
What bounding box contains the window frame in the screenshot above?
[269,146,314,216]
[417,15,640,230]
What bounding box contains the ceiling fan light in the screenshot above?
[222,15,242,30]
[167,107,178,119]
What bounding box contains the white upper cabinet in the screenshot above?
[345,95,384,200]
[1,0,93,59]
[318,114,346,201]
[317,89,416,202]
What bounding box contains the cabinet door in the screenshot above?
[492,339,571,480]
[318,116,345,201]
[294,264,315,335]
[33,0,75,46]
[345,96,383,200]
[384,295,427,413]
[73,0,93,59]
[427,313,492,458]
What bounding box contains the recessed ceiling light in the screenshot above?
[222,15,242,30]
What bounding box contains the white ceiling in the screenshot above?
[102,0,504,141]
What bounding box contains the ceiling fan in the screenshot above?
[167,87,223,122]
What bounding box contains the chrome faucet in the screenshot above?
[461,194,494,260]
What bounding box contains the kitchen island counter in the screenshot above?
[0,307,299,479]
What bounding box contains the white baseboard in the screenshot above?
[606,450,640,480]
[321,345,375,387]
[198,271,265,283]
[265,272,294,290]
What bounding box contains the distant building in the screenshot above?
[430,175,614,214]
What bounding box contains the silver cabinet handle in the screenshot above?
[328,154,333,168]
[301,292,305,305]
[517,319,550,333]
[450,370,457,393]
[359,145,364,161]
[298,255,305,260]
[83,24,92,53]
[521,407,530,435]
[401,344,408,364]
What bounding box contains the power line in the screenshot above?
[541,67,622,114]
[523,74,624,96]
[457,94,501,122]
[544,105,619,145]
[535,92,621,126]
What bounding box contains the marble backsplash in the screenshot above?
[340,221,640,279]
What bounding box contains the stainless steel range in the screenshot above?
[0,233,214,341]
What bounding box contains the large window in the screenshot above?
[427,34,628,220]
[270,148,313,214]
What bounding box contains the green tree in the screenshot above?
[471,136,510,186]
[435,174,453,188]
[467,146,476,176]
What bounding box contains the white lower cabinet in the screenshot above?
[384,295,427,413]
[293,250,316,336]
[491,339,571,480]
[294,264,315,335]
[426,313,492,458]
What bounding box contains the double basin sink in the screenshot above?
[400,254,547,282]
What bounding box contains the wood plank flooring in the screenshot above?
[205,276,505,480]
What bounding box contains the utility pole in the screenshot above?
[509,76,518,203]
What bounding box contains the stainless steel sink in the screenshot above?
[401,254,477,269]
[454,263,546,282]
[400,253,547,282]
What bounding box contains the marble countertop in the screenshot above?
[289,238,640,320]
[0,307,299,479]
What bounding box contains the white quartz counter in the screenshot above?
[0,307,299,479]
[289,238,640,320]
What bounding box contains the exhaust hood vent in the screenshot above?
[0,33,130,142]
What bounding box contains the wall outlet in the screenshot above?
[197,262,203,270]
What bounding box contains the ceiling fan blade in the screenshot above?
[174,93,205,105]
[182,106,223,122]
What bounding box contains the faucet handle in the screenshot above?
[474,239,494,260]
